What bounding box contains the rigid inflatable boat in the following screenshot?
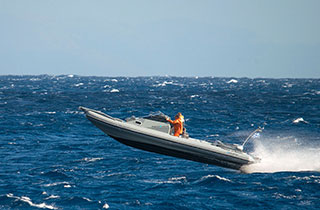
[80,107,259,170]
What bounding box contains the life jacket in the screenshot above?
[167,114,184,136]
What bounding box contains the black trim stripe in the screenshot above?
[111,136,242,170]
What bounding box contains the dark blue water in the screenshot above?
[1,75,320,209]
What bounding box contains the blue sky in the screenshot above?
[1,0,319,78]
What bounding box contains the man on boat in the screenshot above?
[166,112,184,137]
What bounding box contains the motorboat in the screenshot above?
[79,107,260,170]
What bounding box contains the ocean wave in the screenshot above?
[43,181,70,187]
[6,193,57,210]
[103,203,110,209]
[74,83,84,87]
[41,170,71,180]
[283,175,320,182]
[190,94,199,98]
[292,117,309,124]
[110,89,120,93]
[169,176,187,182]
[45,195,60,200]
[82,157,104,162]
[104,79,118,82]
[273,192,300,200]
[199,174,232,183]
[226,79,238,84]
[143,176,187,184]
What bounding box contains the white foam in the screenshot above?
[144,177,186,184]
[45,195,60,200]
[200,174,232,182]
[282,83,293,88]
[293,117,308,124]
[7,193,57,209]
[83,197,92,202]
[45,112,56,115]
[103,79,118,82]
[74,83,84,87]
[110,89,119,93]
[154,81,173,87]
[103,203,110,209]
[190,95,199,98]
[242,138,320,173]
[83,157,103,162]
[169,176,187,182]
[30,78,41,81]
[44,181,69,187]
[226,79,238,84]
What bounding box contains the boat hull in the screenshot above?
[82,107,254,170]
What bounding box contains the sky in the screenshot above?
[0,0,319,78]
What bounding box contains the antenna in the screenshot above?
[238,127,264,151]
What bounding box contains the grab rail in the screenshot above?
[79,106,123,122]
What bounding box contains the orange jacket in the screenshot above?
[167,117,184,137]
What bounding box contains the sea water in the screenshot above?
[0,75,319,209]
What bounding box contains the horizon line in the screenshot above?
[0,74,319,80]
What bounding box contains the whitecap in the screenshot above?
[154,81,173,87]
[190,95,199,98]
[227,79,238,84]
[64,185,71,188]
[274,192,298,200]
[110,89,119,93]
[7,193,57,209]
[208,134,219,137]
[292,117,308,124]
[65,110,80,114]
[44,181,69,187]
[200,174,232,182]
[83,197,92,202]
[82,157,103,162]
[103,203,110,209]
[30,78,41,81]
[67,74,74,78]
[282,82,293,88]
[74,83,84,87]
[169,176,187,182]
[45,195,60,200]
[143,178,184,184]
[45,112,56,115]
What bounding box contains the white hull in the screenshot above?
[80,107,256,170]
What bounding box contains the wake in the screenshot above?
[241,135,320,173]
